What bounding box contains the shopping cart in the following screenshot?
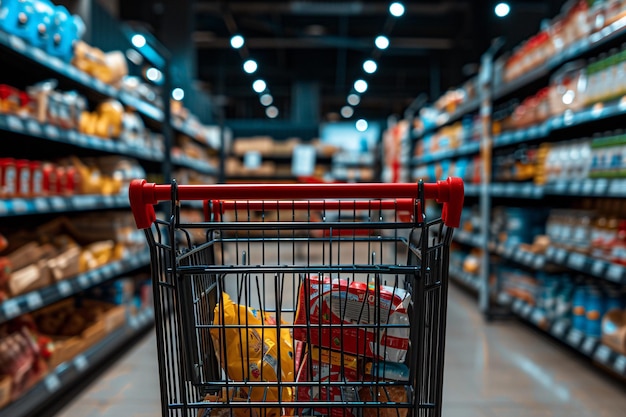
[129,178,464,417]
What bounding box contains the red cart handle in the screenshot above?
[129,178,464,229]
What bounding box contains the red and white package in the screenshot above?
[293,275,411,363]
[295,346,359,417]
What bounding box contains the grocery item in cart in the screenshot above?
[295,346,359,417]
[209,292,294,417]
[294,275,410,363]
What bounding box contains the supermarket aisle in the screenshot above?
[56,285,626,417]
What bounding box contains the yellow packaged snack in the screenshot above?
[210,293,294,417]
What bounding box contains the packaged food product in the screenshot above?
[293,275,411,363]
[210,293,294,417]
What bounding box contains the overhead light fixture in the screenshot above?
[131,34,146,48]
[375,35,389,50]
[389,2,405,17]
[230,34,245,49]
[363,60,377,74]
[172,88,185,101]
[145,67,162,83]
[260,94,273,106]
[347,94,360,106]
[266,106,279,119]
[495,2,510,17]
[354,79,368,93]
[340,106,354,118]
[356,119,368,132]
[252,79,267,93]
[243,59,258,74]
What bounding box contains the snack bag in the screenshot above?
[210,293,294,417]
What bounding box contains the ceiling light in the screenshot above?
[340,106,354,118]
[389,2,405,17]
[172,88,185,101]
[375,35,389,50]
[354,79,368,93]
[363,60,377,74]
[347,94,360,106]
[495,2,510,17]
[146,67,162,82]
[243,59,258,74]
[125,49,143,65]
[131,34,146,48]
[266,106,279,119]
[356,119,368,132]
[260,94,273,106]
[252,79,267,93]
[230,35,244,49]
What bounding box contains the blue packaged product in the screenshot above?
[585,287,605,337]
[572,286,587,332]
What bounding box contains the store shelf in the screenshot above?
[456,230,626,285]
[494,16,626,101]
[490,180,626,198]
[0,114,164,162]
[0,30,164,124]
[412,142,481,166]
[449,264,481,291]
[0,194,129,217]
[171,154,218,176]
[507,297,626,378]
[2,308,154,417]
[0,251,150,324]
[414,97,481,139]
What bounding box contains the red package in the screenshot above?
[293,276,411,363]
[295,346,359,417]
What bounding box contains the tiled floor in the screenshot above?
[57,285,626,417]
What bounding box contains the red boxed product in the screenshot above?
[293,276,411,363]
[295,346,359,417]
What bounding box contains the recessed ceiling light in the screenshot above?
[356,119,368,132]
[389,2,405,17]
[266,106,279,118]
[172,88,185,101]
[252,79,267,93]
[230,35,245,49]
[354,79,368,93]
[260,94,273,106]
[375,35,389,50]
[340,106,354,118]
[363,60,377,74]
[347,94,360,106]
[131,34,146,48]
[495,2,510,17]
[243,59,258,74]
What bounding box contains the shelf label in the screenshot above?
[78,275,90,288]
[44,374,61,393]
[523,252,534,266]
[569,182,582,194]
[44,125,59,138]
[73,354,89,372]
[614,355,626,375]
[26,119,42,135]
[50,197,66,211]
[533,256,545,270]
[2,299,21,320]
[567,253,586,270]
[521,304,533,319]
[67,130,78,143]
[554,181,568,194]
[581,337,598,356]
[25,292,43,310]
[530,309,543,325]
[521,183,533,198]
[594,345,612,365]
[34,197,50,212]
[567,329,584,347]
[591,103,604,118]
[582,180,594,195]
[128,314,140,329]
[591,260,606,277]
[606,264,624,283]
[512,298,524,313]
[9,35,26,52]
[551,320,568,338]
[48,56,63,71]
[57,280,72,296]
[7,115,24,132]
[12,199,28,214]
[594,180,609,195]
[546,246,556,260]
[555,248,568,264]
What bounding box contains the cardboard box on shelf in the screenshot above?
[47,246,81,282]
[8,260,51,297]
[272,138,300,156]
[233,137,274,156]
[602,309,626,356]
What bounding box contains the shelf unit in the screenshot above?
[409,12,626,380]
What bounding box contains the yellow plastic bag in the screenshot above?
[210,293,294,417]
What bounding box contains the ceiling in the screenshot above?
[120,0,565,122]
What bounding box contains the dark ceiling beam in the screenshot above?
[193,34,454,50]
[194,1,469,15]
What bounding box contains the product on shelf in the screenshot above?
[602,308,626,355]
[120,76,163,109]
[0,85,30,116]
[493,145,539,182]
[78,99,124,139]
[71,40,128,86]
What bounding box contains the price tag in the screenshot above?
[7,115,24,132]
[76,134,88,147]
[551,116,564,129]
[67,130,78,143]
[609,180,626,196]
[523,252,534,266]
[533,256,545,270]
[546,246,556,259]
[111,261,124,274]
[554,181,568,194]
[0,202,6,215]
[505,183,517,196]
[569,182,582,195]
[103,140,115,151]
[568,253,586,270]
[512,298,524,313]
[563,110,575,125]
[581,337,598,356]
[594,345,612,365]
[533,187,543,198]
[25,292,43,310]
[44,124,59,138]
[594,180,608,195]
[514,130,525,141]
[521,183,533,198]
[34,197,50,212]
[100,263,115,277]
[591,260,605,277]
[2,299,21,320]
[505,245,516,258]
[90,270,103,284]
[555,248,568,264]
[614,355,626,375]
[11,199,28,214]
[514,250,524,263]
[591,103,604,118]
[530,309,543,325]
[78,275,90,288]
[497,292,511,305]
[44,374,61,393]
[521,304,533,318]
[128,314,139,329]
[74,354,89,372]
[528,125,539,138]
[606,264,625,283]
[57,280,72,296]
[48,56,63,71]
[9,35,26,51]
[582,180,594,195]
[25,119,42,136]
[551,320,568,338]
[567,329,584,347]
[77,71,91,84]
